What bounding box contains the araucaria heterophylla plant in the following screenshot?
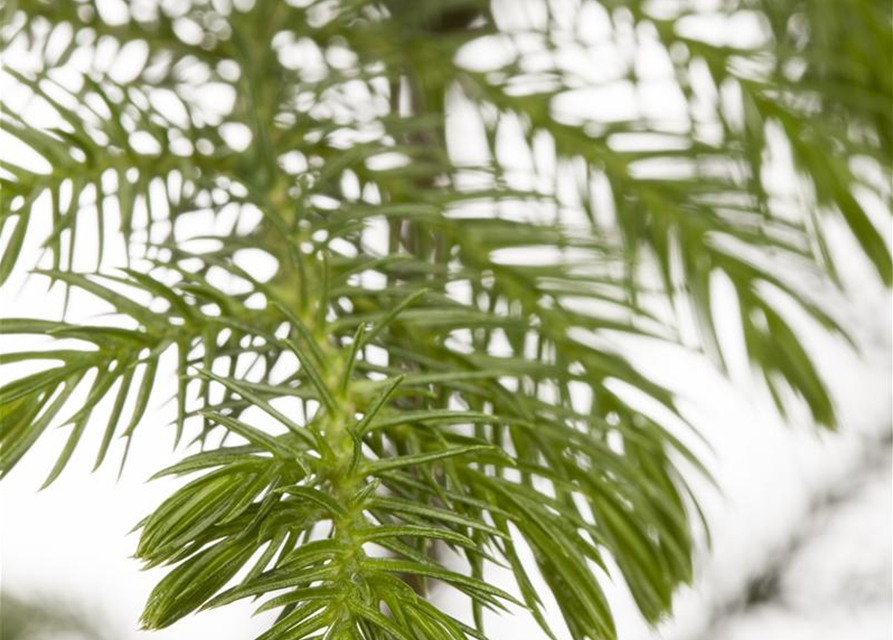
[1,1,890,639]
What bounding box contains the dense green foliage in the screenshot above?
[1,1,890,639]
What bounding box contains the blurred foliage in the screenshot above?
[1,591,113,640]
[0,1,890,639]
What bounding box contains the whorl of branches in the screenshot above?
[1,1,889,639]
